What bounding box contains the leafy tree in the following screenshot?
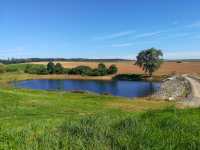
[135,48,163,77]
[108,64,118,74]
[55,63,64,74]
[36,66,48,75]
[47,61,55,74]
[97,63,107,76]
[90,68,101,76]
[68,66,93,76]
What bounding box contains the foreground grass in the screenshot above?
[1,87,200,149]
[1,72,200,149]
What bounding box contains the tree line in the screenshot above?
[24,62,118,76]
[1,48,164,78]
[0,58,129,64]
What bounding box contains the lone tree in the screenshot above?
[135,48,163,77]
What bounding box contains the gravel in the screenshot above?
[153,76,191,101]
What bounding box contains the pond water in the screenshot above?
[14,79,160,98]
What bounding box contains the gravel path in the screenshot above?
[184,75,200,107]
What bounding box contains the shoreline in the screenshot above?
[0,73,167,85]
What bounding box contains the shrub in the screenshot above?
[0,64,5,73]
[47,61,55,74]
[68,66,93,76]
[24,64,48,75]
[107,64,118,74]
[5,64,28,72]
[67,63,117,76]
[5,67,19,72]
[36,65,49,75]
[97,63,107,76]
[63,68,70,74]
[89,68,101,76]
[55,63,64,74]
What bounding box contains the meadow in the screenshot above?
[0,63,200,149]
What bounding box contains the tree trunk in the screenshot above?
[149,72,153,80]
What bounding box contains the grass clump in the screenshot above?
[1,105,200,149]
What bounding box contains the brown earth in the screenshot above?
[31,61,200,75]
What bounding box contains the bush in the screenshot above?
[68,66,93,76]
[107,64,118,74]
[63,68,70,74]
[0,64,5,73]
[24,64,48,75]
[36,66,49,75]
[24,62,118,76]
[89,68,101,76]
[55,63,64,74]
[67,63,118,76]
[97,63,107,76]
[5,64,29,72]
[47,61,55,74]
[5,67,19,72]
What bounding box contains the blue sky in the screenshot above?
[0,0,200,59]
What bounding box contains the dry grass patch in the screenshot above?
[106,99,175,112]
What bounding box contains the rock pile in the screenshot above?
[153,76,191,101]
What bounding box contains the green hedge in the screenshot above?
[23,62,118,76]
[68,64,118,76]
[25,64,48,75]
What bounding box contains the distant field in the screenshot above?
[32,61,200,75]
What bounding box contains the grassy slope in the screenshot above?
[1,71,200,149]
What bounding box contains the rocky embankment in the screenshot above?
[153,76,191,101]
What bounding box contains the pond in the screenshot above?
[14,79,160,98]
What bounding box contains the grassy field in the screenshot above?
[32,61,200,75]
[1,68,200,149]
[1,86,200,149]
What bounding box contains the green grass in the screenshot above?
[5,63,45,73]
[0,71,200,149]
[5,63,29,72]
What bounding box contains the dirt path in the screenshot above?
[184,76,200,107]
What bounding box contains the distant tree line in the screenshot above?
[0,58,130,64]
[24,61,118,76]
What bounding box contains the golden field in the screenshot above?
[31,61,200,75]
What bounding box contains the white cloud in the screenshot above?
[134,31,162,38]
[172,21,178,25]
[172,33,190,37]
[111,43,133,48]
[0,47,32,59]
[186,21,200,28]
[0,47,24,53]
[94,30,135,40]
[111,41,155,48]
[165,51,200,59]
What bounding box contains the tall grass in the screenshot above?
[1,107,200,150]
